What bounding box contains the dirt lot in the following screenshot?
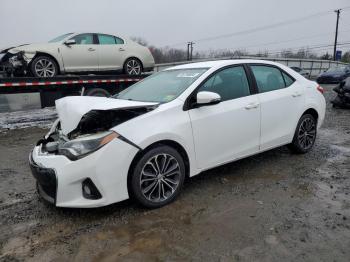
[0,84,349,262]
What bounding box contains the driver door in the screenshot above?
[60,33,99,72]
[188,65,261,170]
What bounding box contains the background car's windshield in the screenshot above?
[49,33,73,43]
[115,68,208,103]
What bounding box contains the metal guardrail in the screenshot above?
[153,56,349,77]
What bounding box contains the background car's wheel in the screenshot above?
[124,58,142,75]
[85,88,110,97]
[130,145,186,208]
[30,56,58,78]
[288,114,317,154]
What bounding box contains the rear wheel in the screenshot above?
[123,58,142,75]
[30,56,58,77]
[130,145,186,208]
[288,114,317,154]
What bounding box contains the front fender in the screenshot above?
[9,46,64,73]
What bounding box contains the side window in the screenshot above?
[98,34,116,45]
[251,65,286,93]
[115,37,124,45]
[282,72,295,87]
[69,34,94,45]
[198,66,250,102]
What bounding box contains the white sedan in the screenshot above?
[0,32,155,77]
[29,60,326,208]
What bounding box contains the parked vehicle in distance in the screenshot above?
[331,77,350,108]
[290,66,310,78]
[0,33,155,77]
[29,60,326,209]
[316,66,350,84]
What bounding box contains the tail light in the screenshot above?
[316,85,324,94]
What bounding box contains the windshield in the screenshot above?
[326,66,347,73]
[49,33,73,43]
[115,68,208,103]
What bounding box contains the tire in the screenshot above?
[85,88,110,97]
[130,145,186,208]
[288,114,317,154]
[30,56,58,78]
[123,58,142,75]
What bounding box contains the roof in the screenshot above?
[167,59,283,70]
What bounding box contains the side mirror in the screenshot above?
[196,91,221,106]
[64,39,76,46]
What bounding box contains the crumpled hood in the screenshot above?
[55,96,158,135]
[6,43,58,54]
[0,44,31,54]
[0,46,15,54]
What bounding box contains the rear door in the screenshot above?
[188,65,261,170]
[248,64,304,150]
[96,34,127,71]
[60,33,99,72]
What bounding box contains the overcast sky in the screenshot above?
[1,0,350,55]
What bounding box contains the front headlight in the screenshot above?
[59,131,119,160]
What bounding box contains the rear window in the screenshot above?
[251,65,295,93]
[98,34,125,45]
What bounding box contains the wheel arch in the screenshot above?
[123,56,144,71]
[127,139,190,196]
[302,108,319,121]
[31,52,62,74]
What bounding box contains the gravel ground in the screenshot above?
[0,84,349,261]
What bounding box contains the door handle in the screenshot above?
[292,92,302,97]
[119,48,125,51]
[88,48,95,51]
[245,102,259,110]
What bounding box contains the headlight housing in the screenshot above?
[59,131,118,160]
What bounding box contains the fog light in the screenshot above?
[82,178,102,200]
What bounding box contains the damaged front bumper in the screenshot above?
[0,51,34,77]
[29,130,140,208]
[29,152,57,204]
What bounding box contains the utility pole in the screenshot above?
[187,42,194,61]
[333,9,341,61]
[187,42,190,61]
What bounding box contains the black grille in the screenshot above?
[29,152,57,204]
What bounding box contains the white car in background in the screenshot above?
[0,33,155,77]
[29,60,326,208]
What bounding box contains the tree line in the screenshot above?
[131,37,350,64]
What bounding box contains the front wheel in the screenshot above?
[130,145,186,208]
[123,58,142,75]
[30,56,58,78]
[288,114,317,154]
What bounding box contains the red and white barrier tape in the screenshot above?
[0,78,141,87]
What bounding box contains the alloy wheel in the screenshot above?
[297,116,316,150]
[140,153,181,203]
[126,59,141,75]
[34,58,56,77]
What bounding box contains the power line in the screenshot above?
[165,5,350,48]
[231,29,350,51]
[166,9,333,47]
